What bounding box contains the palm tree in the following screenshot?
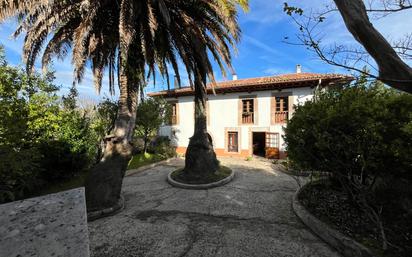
[0,0,248,213]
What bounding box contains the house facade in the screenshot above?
[149,71,351,159]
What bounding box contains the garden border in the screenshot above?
[167,168,235,190]
[292,183,376,257]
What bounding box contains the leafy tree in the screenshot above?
[62,85,79,111]
[0,47,99,202]
[0,52,41,201]
[0,49,62,201]
[0,45,5,66]
[0,0,249,212]
[91,98,118,162]
[93,98,118,140]
[135,97,171,153]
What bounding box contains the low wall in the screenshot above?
[0,188,90,257]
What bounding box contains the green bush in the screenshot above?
[284,81,412,182]
[148,136,176,158]
[0,146,42,202]
[284,78,412,252]
[0,49,100,202]
[134,97,171,153]
[38,140,89,181]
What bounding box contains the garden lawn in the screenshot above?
[127,152,166,170]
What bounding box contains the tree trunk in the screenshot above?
[334,0,412,93]
[184,76,219,178]
[85,64,139,212]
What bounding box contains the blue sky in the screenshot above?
[0,0,411,101]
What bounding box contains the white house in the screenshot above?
[148,69,352,159]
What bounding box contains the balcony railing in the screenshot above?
[274,111,288,123]
[242,112,254,124]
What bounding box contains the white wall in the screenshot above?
[159,96,194,147]
[159,86,315,153]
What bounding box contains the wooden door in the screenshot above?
[265,132,279,159]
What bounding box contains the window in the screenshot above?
[265,132,280,159]
[265,133,279,148]
[227,132,239,152]
[274,96,288,123]
[241,99,254,124]
[170,102,178,125]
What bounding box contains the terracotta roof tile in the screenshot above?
[148,73,354,97]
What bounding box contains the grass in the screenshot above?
[171,165,232,184]
[127,152,166,170]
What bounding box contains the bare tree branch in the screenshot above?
[334,0,412,92]
[283,1,412,92]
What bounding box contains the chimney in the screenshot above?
[296,64,302,74]
[232,74,238,80]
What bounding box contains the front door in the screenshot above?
[265,132,279,159]
[252,132,266,157]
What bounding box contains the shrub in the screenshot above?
[38,140,90,181]
[0,49,99,202]
[0,146,42,202]
[284,78,412,250]
[135,97,171,153]
[284,81,412,182]
[148,136,176,158]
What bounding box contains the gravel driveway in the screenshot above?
[88,157,340,257]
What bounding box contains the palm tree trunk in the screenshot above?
[85,63,139,213]
[184,76,219,178]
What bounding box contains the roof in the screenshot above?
[148,72,354,97]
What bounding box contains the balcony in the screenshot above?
[274,111,288,123]
[242,112,254,124]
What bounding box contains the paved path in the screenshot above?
[88,158,340,257]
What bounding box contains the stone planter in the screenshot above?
[167,169,235,190]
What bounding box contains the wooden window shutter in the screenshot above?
[238,98,242,125]
[253,98,258,124]
[288,95,295,119]
[168,101,179,125]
